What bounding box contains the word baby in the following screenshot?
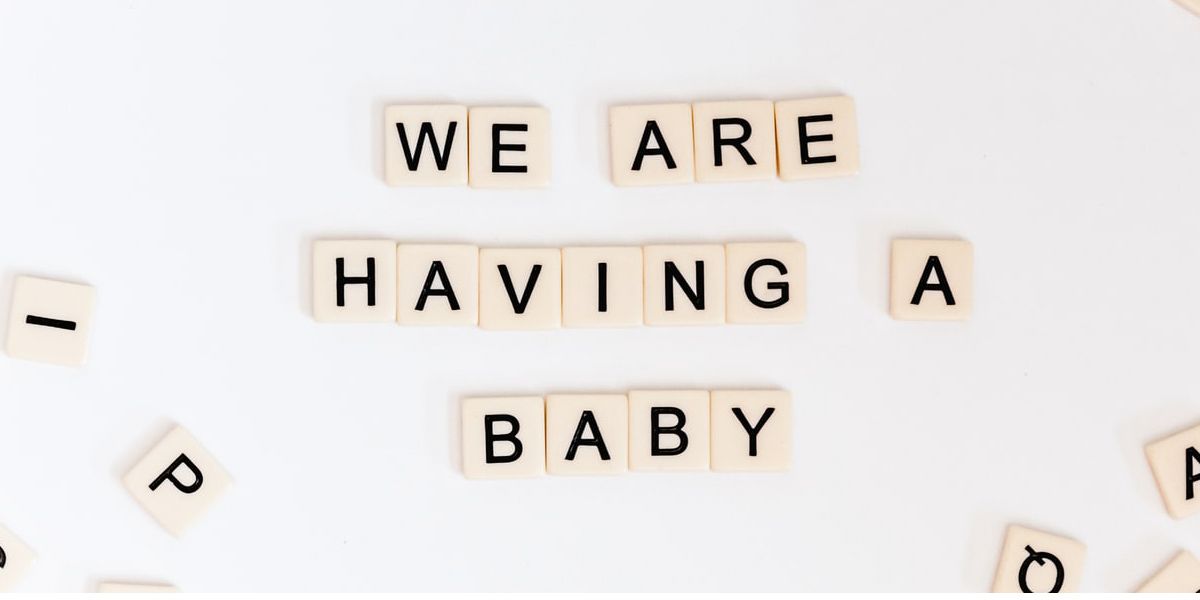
[382,96,858,188]
[312,241,806,328]
[462,390,791,478]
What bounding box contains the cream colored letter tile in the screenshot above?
[643,245,725,326]
[561,246,643,328]
[545,394,628,475]
[992,525,1086,593]
[384,104,468,186]
[890,239,973,321]
[312,240,397,323]
[775,96,860,180]
[628,390,710,471]
[609,103,694,186]
[468,107,550,188]
[6,275,96,367]
[1138,551,1200,592]
[710,390,792,472]
[396,244,478,326]
[97,582,179,593]
[1146,422,1200,519]
[123,426,232,537]
[0,524,35,592]
[478,248,561,330]
[725,242,805,324]
[692,100,777,183]
[461,396,546,479]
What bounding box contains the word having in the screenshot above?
[461,390,790,479]
[312,241,806,328]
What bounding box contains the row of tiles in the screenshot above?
[312,238,974,327]
[383,97,859,188]
[461,390,790,478]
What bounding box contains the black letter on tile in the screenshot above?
[396,121,458,171]
[1186,446,1200,500]
[0,544,6,568]
[597,262,608,313]
[910,256,955,306]
[484,414,523,464]
[651,407,688,456]
[149,454,204,494]
[631,120,677,171]
[336,257,375,307]
[797,114,836,164]
[732,407,776,456]
[565,410,611,461]
[498,264,542,314]
[415,261,460,311]
[491,124,528,173]
[744,258,789,309]
[1018,546,1064,593]
[665,261,704,311]
[712,117,755,167]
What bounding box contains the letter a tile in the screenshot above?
[609,103,695,186]
[0,524,35,592]
[992,525,1085,592]
[1145,422,1200,519]
[545,394,628,475]
[461,396,546,479]
[890,239,973,321]
[123,426,232,537]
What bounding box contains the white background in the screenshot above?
[0,0,1198,592]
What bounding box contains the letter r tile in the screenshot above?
[123,426,232,536]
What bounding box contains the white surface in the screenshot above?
[0,0,1198,592]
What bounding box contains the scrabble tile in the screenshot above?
[724,242,806,324]
[710,390,792,472]
[97,582,179,593]
[396,244,478,326]
[992,525,1086,593]
[692,100,777,183]
[468,107,551,188]
[628,390,710,471]
[461,396,546,479]
[561,246,643,328]
[1145,422,1200,519]
[1177,0,1200,17]
[312,240,398,323]
[545,394,628,475]
[123,426,232,537]
[0,524,35,592]
[889,239,973,321]
[6,275,96,367]
[383,104,468,186]
[775,96,860,180]
[478,248,561,330]
[643,245,726,326]
[609,103,695,186]
[1138,551,1200,592]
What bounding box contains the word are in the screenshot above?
[123,426,232,537]
[462,390,790,479]
[312,241,806,328]
[381,96,859,188]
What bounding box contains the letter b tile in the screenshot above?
[1145,422,1200,519]
[628,390,710,471]
[123,426,232,537]
[461,396,546,479]
[992,525,1085,593]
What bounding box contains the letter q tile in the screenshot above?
[6,275,96,367]
[123,426,232,537]
[992,525,1085,593]
[0,524,35,592]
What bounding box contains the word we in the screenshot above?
[312,241,806,328]
[462,390,790,479]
